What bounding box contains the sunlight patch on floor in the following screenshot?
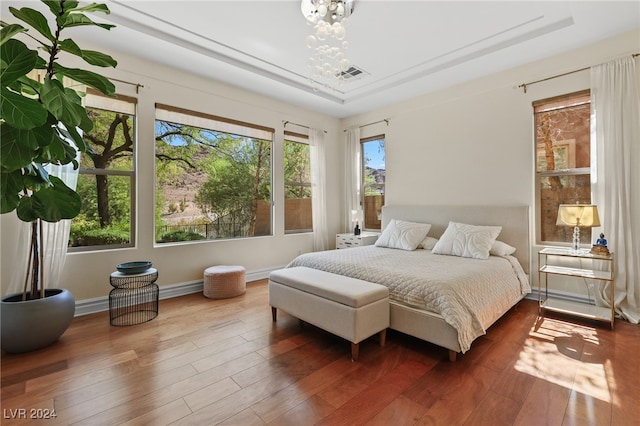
[513,317,613,403]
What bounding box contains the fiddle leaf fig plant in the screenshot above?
[0,0,117,299]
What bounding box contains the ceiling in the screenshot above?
[3,1,640,118]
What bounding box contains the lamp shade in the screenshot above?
[556,204,601,227]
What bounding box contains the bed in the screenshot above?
[287,205,531,361]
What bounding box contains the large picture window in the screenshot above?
[534,90,592,244]
[71,90,136,249]
[361,135,385,230]
[154,104,273,243]
[284,131,312,233]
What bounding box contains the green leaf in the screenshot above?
[8,7,54,42]
[16,194,40,222]
[0,122,57,171]
[72,3,111,14]
[58,13,115,30]
[41,131,78,165]
[0,23,27,46]
[0,39,38,86]
[32,175,82,222]
[0,86,48,129]
[40,78,84,126]
[53,64,115,95]
[0,169,24,214]
[78,49,117,68]
[42,1,63,16]
[57,40,117,68]
[58,38,82,56]
[56,123,86,152]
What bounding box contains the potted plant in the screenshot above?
[1,0,117,353]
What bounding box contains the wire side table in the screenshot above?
[109,268,159,326]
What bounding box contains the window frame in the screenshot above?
[154,104,274,244]
[360,134,386,231]
[70,90,137,252]
[533,90,592,246]
[283,131,313,234]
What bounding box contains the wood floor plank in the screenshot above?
[364,394,427,426]
[316,359,432,426]
[251,357,360,423]
[2,285,637,426]
[513,378,571,426]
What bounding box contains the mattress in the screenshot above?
[288,246,530,352]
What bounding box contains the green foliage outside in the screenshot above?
[155,120,272,242]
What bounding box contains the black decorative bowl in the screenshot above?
[116,261,152,274]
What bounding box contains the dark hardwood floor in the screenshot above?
[2,279,638,425]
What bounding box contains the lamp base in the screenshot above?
[571,226,581,252]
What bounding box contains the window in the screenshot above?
[70,90,136,249]
[534,90,592,244]
[284,131,312,233]
[154,104,273,243]
[361,135,385,230]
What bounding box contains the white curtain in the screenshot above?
[344,127,361,232]
[309,128,328,251]
[591,56,640,323]
[8,154,80,294]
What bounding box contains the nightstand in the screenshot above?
[538,247,615,329]
[336,232,380,249]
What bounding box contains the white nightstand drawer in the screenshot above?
[336,232,380,249]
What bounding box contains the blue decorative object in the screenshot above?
[116,261,152,274]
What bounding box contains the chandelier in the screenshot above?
[301,0,354,90]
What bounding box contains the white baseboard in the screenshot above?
[74,266,283,317]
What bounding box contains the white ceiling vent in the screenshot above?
[337,66,368,81]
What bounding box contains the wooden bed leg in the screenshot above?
[351,342,359,362]
[271,307,277,322]
[448,350,458,362]
[379,329,387,347]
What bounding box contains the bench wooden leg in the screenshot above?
[271,307,277,322]
[351,342,359,362]
[448,350,458,362]
[379,329,387,347]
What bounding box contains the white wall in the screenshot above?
[0,49,343,302]
[341,29,639,293]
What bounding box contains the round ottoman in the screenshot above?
[203,265,246,299]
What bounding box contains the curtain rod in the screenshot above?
[282,120,327,133]
[109,77,144,94]
[518,53,639,93]
[343,118,390,132]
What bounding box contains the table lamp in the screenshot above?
[556,204,600,252]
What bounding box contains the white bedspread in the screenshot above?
[287,246,530,352]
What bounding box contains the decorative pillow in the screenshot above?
[375,219,432,251]
[419,236,439,250]
[432,221,502,260]
[490,240,516,257]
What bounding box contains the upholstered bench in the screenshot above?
[268,266,389,361]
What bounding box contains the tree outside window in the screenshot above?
[154,105,272,243]
[71,91,136,249]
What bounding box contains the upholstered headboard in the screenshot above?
[381,205,530,274]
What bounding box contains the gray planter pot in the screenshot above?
[1,288,75,353]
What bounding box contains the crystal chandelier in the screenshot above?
[301,0,354,90]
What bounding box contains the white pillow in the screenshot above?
[419,236,439,250]
[375,219,432,251]
[432,221,502,260]
[490,240,516,257]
